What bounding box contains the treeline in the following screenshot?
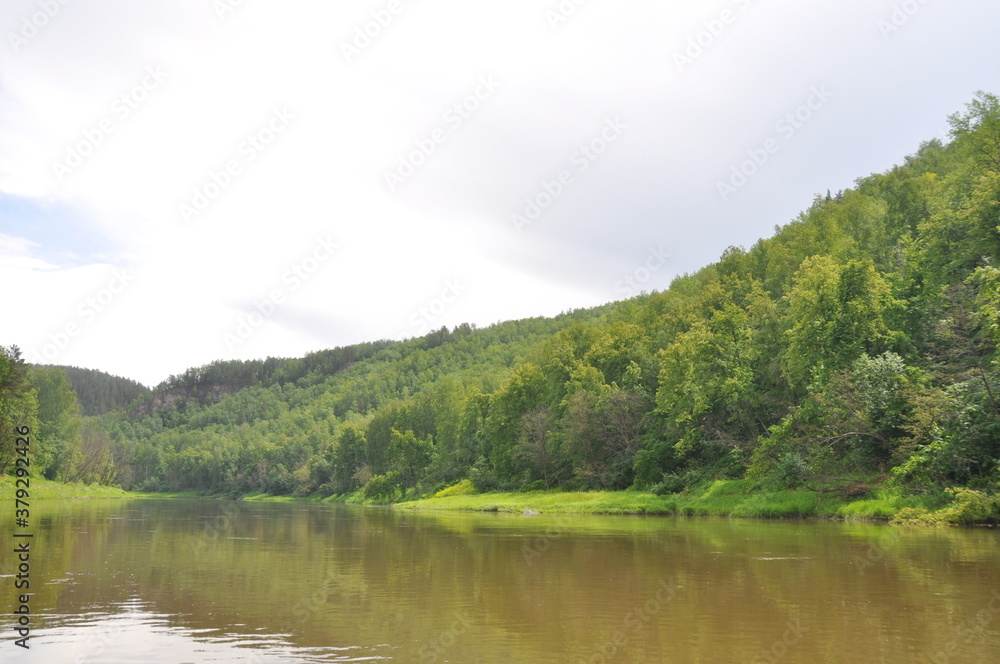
[4,93,999,502]
[154,339,401,395]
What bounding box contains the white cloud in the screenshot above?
[1,0,999,386]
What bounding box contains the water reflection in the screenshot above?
[2,500,998,663]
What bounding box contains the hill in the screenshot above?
[52,365,152,416]
[2,92,999,512]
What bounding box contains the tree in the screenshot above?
[70,421,117,484]
[389,429,434,488]
[0,346,39,475]
[948,91,1000,172]
[515,407,559,489]
[329,425,368,494]
[31,366,84,479]
[482,363,546,484]
[971,265,1000,349]
[657,278,768,457]
[782,256,899,389]
[564,389,645,489]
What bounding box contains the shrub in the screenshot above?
[650,473,684,495]
[775,453,809,488]
[891,488,1000,525]
[363,471,403,502]
[433,479,476,498]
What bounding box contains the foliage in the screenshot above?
[890,488,1000,525]
[433,479,476,498]
[363,471,404,502]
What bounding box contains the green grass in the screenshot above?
[401,480,848,518]
[0,475,135,499]
[833,488,948,521]
[433,479,477,498]
[400,480,972,523]
[402,489,678,515]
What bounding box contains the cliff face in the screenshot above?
[131,382,241,416]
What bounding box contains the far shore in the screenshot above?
[10,476,996,526]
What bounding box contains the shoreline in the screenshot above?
[9,476,997,526]
[396,481,999,526]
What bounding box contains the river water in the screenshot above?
[3,499,999,663]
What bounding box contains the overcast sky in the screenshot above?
[1,0,998,387]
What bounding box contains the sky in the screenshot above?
[1,0,998,388]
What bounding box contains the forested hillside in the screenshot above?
[3,93,999,505]
[54,366,151,416]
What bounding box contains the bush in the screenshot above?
[891,488,1000,525]
[563,473,601,492]
[775,453,809,488]
[363,471,403,502]
[935,488,1000,524]
[468,463,501,493]
[650,473,684,495]
[266,463,295,495]
[433,479,476,498]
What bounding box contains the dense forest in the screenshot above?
[3,93,999,505]
[54,366,151,416]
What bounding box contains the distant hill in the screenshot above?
[51,366,152,416]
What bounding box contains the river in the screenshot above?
[3,499,999,663]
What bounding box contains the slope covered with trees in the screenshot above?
[4,93,1000,512]
[54,366,151,416]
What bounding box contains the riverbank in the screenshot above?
[168,477,997,525]
[15,475,995,525]
[0,475,135,499]
[399,480,1000,525]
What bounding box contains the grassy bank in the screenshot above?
[0,475,135,499]
[400,480,997,524]
[39,477,992,526]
